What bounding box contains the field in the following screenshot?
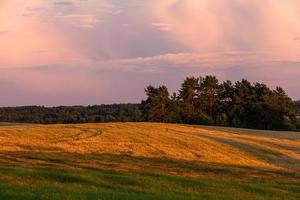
[0,123,299,199]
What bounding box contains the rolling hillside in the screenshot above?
[0,123,300,199]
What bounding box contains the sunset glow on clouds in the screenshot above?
[0,0,299,105]
[152,0,300,60]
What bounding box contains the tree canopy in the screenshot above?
[295,101,300,115]
[141,76,297,131]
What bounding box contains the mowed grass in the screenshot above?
[0,123,300,199]
[1,166,299,200]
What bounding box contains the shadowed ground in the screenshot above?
[0,123,299,199]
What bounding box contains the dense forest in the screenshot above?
[295,101,300,114]
[0,76,299,131]
[296,101,300,130]
[141,76,298,131]
[0,104,141,124]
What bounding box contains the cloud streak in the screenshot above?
[150,0,300,57]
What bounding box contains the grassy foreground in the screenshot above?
[0,123,299,199]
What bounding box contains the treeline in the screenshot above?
[295,101,300,114]
[0,104,141,124]
[296,101,300,130]
[141,76,298,131]
[0,76,298,131]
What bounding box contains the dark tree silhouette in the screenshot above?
[141,86,171,122]
[142,76,297,131]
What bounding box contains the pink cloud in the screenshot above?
[150,0,300,60]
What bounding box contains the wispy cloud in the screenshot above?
[151,0,300,58]
[53,14,102,28]
[54,0,74,6]
[151,22,174,32]
[0,31,9,35]
[91,51,269,73]
[294,34,300,41]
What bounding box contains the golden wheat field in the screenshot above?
[0,123,299,175]
[0,123,300,199]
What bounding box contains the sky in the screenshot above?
[0,0,300,106]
